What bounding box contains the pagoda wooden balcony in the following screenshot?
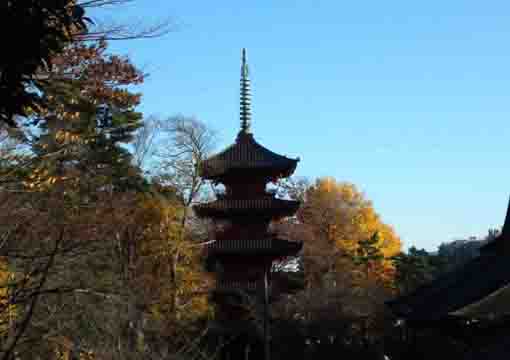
[212,274,305,304]
[212,279,272,301]
[216,280,261,292]
[193,196,300,219]
[211,281,271,312]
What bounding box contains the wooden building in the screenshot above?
[193,49,302,359]
[387,199,510,359]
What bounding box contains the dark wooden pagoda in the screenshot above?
[387,198,510,359]
[194,49,302,359]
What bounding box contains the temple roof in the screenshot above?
[388,197,510,323]
[452,283,510,318]
[194,196,300,219]
[464,329,510,360]
[201,132,299,181]
[480,197,510,254]
[387,253,510,323]
[200,48,299,181]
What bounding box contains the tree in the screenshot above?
[0,157,212,359]
[391,247,442,295]
[1,0,90,126]
[353,232,385,280]
[0,3,198,359]
[297,177,401,286]
[270,177,401,359]
[0,38,150,359]
[436,238,483,272]
[76,0,172,42]
[140,116,217,330]
[27,39,147,194]
[132,193,212,333]
[154,115,217,208]
[1,0,173,128]
[276,176,310,202]
[392,229,497,296]
[132,115,160,169]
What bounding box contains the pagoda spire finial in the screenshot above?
[239,48,252,135]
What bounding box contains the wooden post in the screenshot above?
[264,268,270,360]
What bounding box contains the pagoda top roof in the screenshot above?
[200,48,299,181]
[200,132,299,180]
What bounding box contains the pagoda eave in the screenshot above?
[204,238,302,272]
[199,132,299,181]
[201,160,298,182]
[205,238,303,258]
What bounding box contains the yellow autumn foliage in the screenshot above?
[133,195,212,331]
[299,177,402,284]
[0,258,15,334]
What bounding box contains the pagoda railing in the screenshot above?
[195,197,300,213]
[215,279,271,294]
[207,238,273,251]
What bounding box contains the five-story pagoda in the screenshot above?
[194,49,302,358]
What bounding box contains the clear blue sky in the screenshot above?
[97,0,510,250]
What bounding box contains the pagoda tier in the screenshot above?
[200,132,299,182]
[194,196,300,220]
[205,237,302,261]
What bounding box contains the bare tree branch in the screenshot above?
[1,229,64,360]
